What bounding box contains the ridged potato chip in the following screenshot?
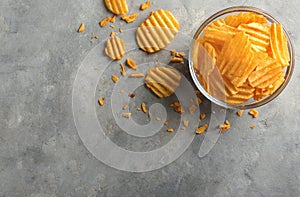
[104,0,128,15]
[145,66,181,98]
[136,10,180,53]
[225,12,267,27]
[105,35,126,60]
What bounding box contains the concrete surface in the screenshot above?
[1,0,300,196]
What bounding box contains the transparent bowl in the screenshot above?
[189,6,294,109]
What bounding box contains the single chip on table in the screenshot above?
[104,0,128,15]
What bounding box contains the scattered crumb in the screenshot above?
[170,101,180,107]
[122,112,131,118]
[121,13,139,23]
[195,90,201,95]
[148,112,152,118]
[141,102,147,113]
[120,63,126,76]
[156,117,161,121]
[94,67,101,70]
[99,16,112,27]
[198,118,202,123]
[95,35,99,39]
[110,24,115,29]
[170,56,184,64]
[248,109,259,118]
[175,107,185,114]
[126,58,138,70]
[250,125,256,129]
[137,107,142,111]
[196,97,202,105]
[77,23,85,32]
[189,105,197,114]
[111,74,119,83]
[183,120,189,127]
[166,128,174,133]
[98,97,105,106]
[122,104,129,110]
[237,110,244,117]
[119,27,123,33]
[140,0,151,11]
[129,72,144,78]
[129,93,135,98]
[164,120,169,126]
[196,124,208,134]
[220,120,231,133]
[110,15,116,23]
[200,113,206,120]
[170,50,185,58]
[110,31,116,37]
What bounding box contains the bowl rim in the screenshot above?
[189,6,295,109]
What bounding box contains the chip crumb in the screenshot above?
[250,125,256,129]
[248,109,259,118]
[200,113,206,120]
[129,72,144,78]
[156,117,161,121]
[164,120,169,126]
[220,120,231,133]
[189,105,197,114]
[170,56,184,64]
[140,0,151,11]
[111,74,119,83]
[175,107,185,114]
[110,15,116,23]
[122,112,131,118]
[98,97,105,106]
[196,124,208,134]
[141,102,147,113]
[110,24,115,29]
[94,67,101,70]
[183,120,189,127]
[77,23,85,32]
[126,58,138,70]
[99,16,111,27]
[110,31,116,37]
[137,107,142,111]
[196,97,202,105]
[237,110,244,117]
[198,118,202,123]
[170,50,185,58]
[148,112,152,118]
[129,93,135,98]
[170,101,180,107]
[166,128,174,133]
[120,63,126,76]
[122,104,129,110]
[121,13,139,23]
[195,90,201,95]
[119,27,123,33]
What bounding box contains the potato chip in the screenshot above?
[145,66,181,98]
[121,13,139,23]
[140,0,151,11]
[269,23,290,66]
[104,0,128,15]
[136,10,180,53]
[105,34,126,60]
[225,12,267,27]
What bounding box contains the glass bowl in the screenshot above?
[189,6,294,109]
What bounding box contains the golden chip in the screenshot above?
[121,13,139,23]
[104,0,128,15]
[145,66,181,98]
[225,12,267,27]
[136,10,180,53]
[105,35,126,60]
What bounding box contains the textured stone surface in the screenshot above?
[0,0,300,196]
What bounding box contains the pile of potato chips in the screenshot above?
[193,12,290,105]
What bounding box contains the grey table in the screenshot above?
[1,0,300,196]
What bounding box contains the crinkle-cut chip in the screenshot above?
[238,22,270,52]
[194,41,217,77]
[248,56,283,89]
[269,23,290,66]
[225,82,254,104]
[104,0,128,15]
[105,35,126,60]
[136,9,180,53]
[145,66,181,98]
[224,12,267,28]
[208,18,226,28]
[203,24,239,51]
